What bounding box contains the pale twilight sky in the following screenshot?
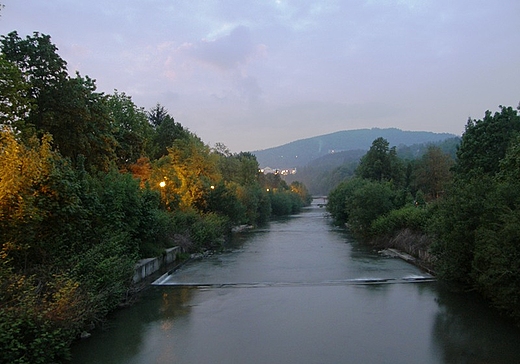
[1,1,519,152]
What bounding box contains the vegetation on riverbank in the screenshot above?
[327,105,520,325]
[0,31,311,363]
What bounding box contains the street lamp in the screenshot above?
[159,181,167,209]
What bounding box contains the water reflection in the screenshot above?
[433,284,520,363]
[72,287,195,364]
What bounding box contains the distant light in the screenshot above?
[266,188,270,192]
[210,185,215,189]
[159,181,166,188]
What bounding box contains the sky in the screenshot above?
[1,1,519,152]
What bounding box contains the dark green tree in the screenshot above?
[356,137,404,185]
[413,145,454,200]
[455,105,520,177]
[204,181,245,224]
[326,178,365,225]
[348,180,397,237]
[0,55,31,128]
[106,91,154,169]
[429,176,494,285]
[1,31,118,172]
[0,31,67,99]
[148,103,169,128]
[148,104,191,160]
[42,74,118,171]
[235,152,261,186]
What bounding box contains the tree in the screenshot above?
[0,55,31,129]
[326,178,365,225]
[413,146,454,200]
[498,134,520,181]
[0,130,57,269]
[151,134,221,211]
[42,74,118,171]
[148,103,169,128]
[348,180,397,237]
[148,104,191,160]
[204,181,245,224]
[472,179,520,322]
[356,137,404,185]
[1,32,118,172]
[212,151,270,226]
[235,152,261,186]
[106,91,154,169]
[455,106,520,177]
[290,181,312,206]
[0,31,68,99]
[261,172,289,192]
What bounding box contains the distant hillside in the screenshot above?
[283,137,461,195]
[252,128,457,169]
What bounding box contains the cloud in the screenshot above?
[187,26,259,71]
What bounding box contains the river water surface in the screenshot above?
[72,198,520,363]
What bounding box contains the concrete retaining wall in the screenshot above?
[133,246,182,283]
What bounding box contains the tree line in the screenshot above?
[0,31,311,363]
[284,137,460,196]
[327,105,520,325]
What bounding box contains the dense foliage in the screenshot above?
[327,105,520,325]
[0,31,311,363]
[430,106,520,321]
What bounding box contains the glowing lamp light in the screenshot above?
[159,181,166,188]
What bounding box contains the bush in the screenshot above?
[326,178,365,225]
[189,213,229,251]
[0,310,72,364]
[370,205,430,238]
[0,269,79,363]
[347,180,397,237]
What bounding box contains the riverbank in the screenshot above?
[371,228,436,276]
[379,247,435,276]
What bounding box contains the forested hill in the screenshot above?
[252,128,457,169]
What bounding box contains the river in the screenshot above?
[72,198,520,363]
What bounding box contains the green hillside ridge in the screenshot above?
[284,137,460,195]
[252,128,457,169]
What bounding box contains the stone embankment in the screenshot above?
[133,246,182,283]
[380,248,435,276]
[133,225,252,284]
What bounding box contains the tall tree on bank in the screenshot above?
[0,31,118,172]
[431,105,520,322]
[148,104,191,160]
[106,91,154,170]
[356,137,404,185]
[413,146,454,201]
[455,105,520,177]
[0,55,31,127]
